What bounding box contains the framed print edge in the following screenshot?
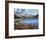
[5,1,45,38]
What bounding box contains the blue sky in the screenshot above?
[25,9,38,16]
[14,9,39,16]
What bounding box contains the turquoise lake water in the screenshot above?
[22,18,38,26]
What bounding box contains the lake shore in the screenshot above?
[14,23,38,30]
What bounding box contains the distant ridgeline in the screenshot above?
[14,14,38,19]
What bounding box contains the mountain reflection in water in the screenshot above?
[21,18,38,26]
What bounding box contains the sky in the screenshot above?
[14,9,39,16]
